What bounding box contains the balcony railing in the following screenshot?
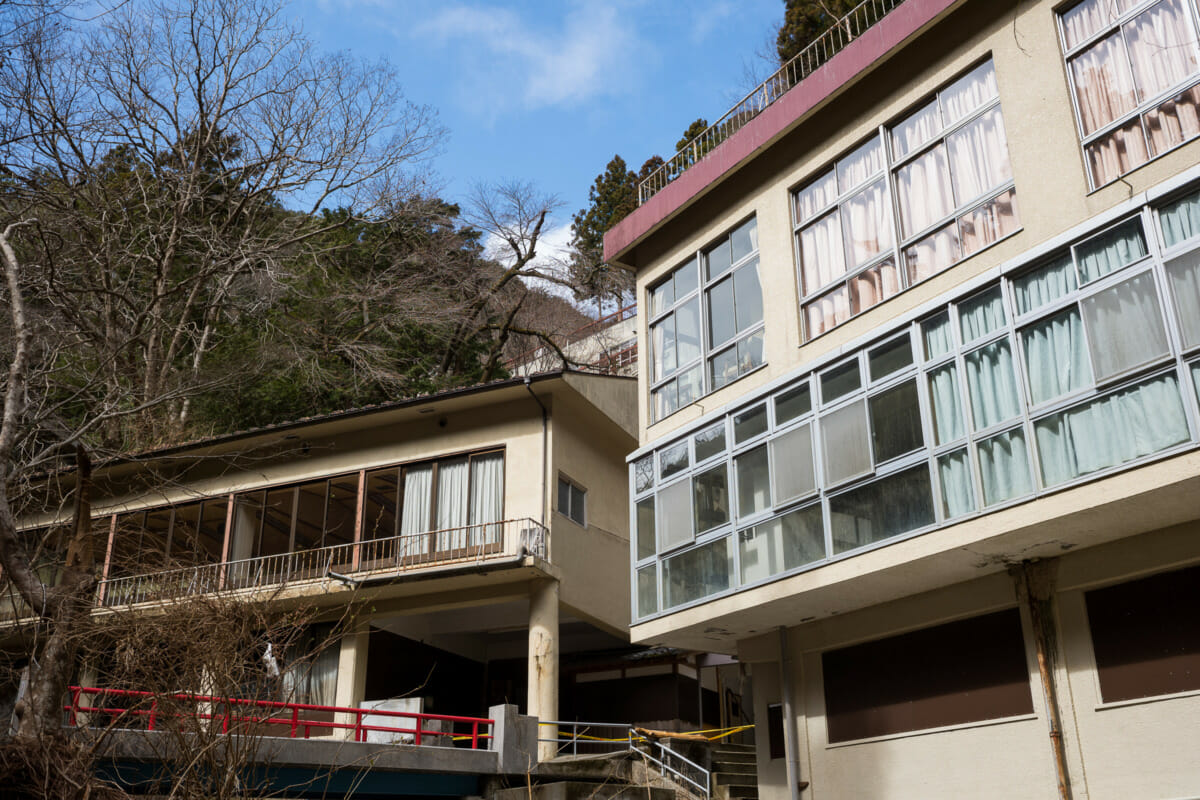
[638,0,904,204]
[91,518,549,609]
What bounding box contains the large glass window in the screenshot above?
[1059,0,1200,188]
[794,59,1018,339]
[649,217,763,420]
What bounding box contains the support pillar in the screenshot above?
[778,627,806,799]
[334,617,370,741]
[527,579,559,761]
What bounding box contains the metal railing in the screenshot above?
[96,518,548,608]
[65,685,493,747]
[638,0,904,204]
[639,737,711,800]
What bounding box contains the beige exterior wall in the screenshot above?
[741,524,1200,800]
[630,0,1200,445]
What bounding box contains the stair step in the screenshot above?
[711,763,756,775]
[714,772,758,787]
[712,753,756,766]
[720,785,759,800]
[494,782,674,800]
[712,743,755,753]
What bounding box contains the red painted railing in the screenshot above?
[65,686,493,748]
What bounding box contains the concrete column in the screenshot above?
[334,618,370,741]
[527,579,559,761]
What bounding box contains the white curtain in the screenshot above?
[1080,271,1169,380]
[948,107,1012,205]
[281,630,338,706]
[800,212,845,295]
[400,465,432,557]
[961,189,1019,257]
[436,458,469,551]
[940,60,999,125]
[1077,220,1147,282]
[849,260,900,314]
[469,453,504,546]
[959,288,1007,343]
[965,339,1021,430]
[842,180,893,268]
[1071,33,1138,135]
[892,99,940,159]
[1014,255,1078,314]
[977,428,1033,506]
[1160,188,1200,247]
[650,317,674,382]
[1035,373,1189,486]
[1125,0,1198,103]
[1062,0,1135,50]
[928,363,966,444]
[1167,249,1200,347]
[904,225,960,284]
[795,171,836,223]
[938,448,976,519]
[1087,119,1151,185]
[1023,308,1093,405]
[675,297,702,365]
[837,137,884,192]
[1146,85,1200,156]
[804,286,850,338]
[897,145,954,237]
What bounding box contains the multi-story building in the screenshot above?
[606,0,1200,797]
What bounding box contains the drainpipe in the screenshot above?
[778,626,803,800]
[524,377,548,528]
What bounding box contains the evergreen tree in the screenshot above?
[777,0,860,64]
[567,155,640,316]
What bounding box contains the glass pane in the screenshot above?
[1081,271,1170,380]
[1070,32,1138,136]
[799,212,846,295]
[675,259,699,299]
[959,286,1007,343]
[795,170,836,223]
[676,297,702,366]
[651,316,676,382]
[1013,255,1078,315]
[557,478,570,519]
[1166,249,1200,348]
[363,470,398,541]
[637,564,658,618]
[663,536,733,609]
[892,98,941,159]
[635,455,655,493]
[1124,0,1198,104]
[710,345,739,391]
[869,380,925,462]
[708,276,736,348]
[693,464,730,534]
[736,331,764,378]
[868,336,914,381]
[977,428,1033,506]
[678,364,703,407]
[965,339,1021,430]
[940,60,999,125]
[658,479,693,551]
[1023,308,1093,405]
[326,478,357,548]
[804,285,851,338]
[706,238,732,280]
[1061,0,1135,50]
[928,363,966,444]
[636,497,656,560]
[660,441,689,480]
[842,179,894,268]
[1077,219,1149,283]
[822,399,872,485]
[736,446,772,519]
[837,136,885,191]
[772,423,816,503]
[849,259,901,315]
[1085,117,1150,187]
[1035,372,1189,486]
[731,217,758,263]
[896,144,954,238]
[734,404,769,443]
[650,279,674,318]
[775,383,812,424]
[733,259,763,332]
[1143,83,1200,157]
[821,360,862,404]
[959,188,1019,257]
[904,223,961,284]
[830,465,935,554]
[1192,361,1200,401]
[938,448,976,519]
[653,382,679,421]
[1159,187,1200,247]
[923,312,954,360]
[947,107,1012,205]
[738,505,825,584]
[694,423,727,462]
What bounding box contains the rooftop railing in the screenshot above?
[637,0,904,205]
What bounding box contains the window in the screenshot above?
[557,475,586,526]
[649,217,763,420]
[822,610,1033,742]
[1059,0,1200,188]
[795,59,1018,339]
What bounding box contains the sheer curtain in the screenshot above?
[897,146,954,237]
[965,339,1021,430]
[1014,255,1077,314]
[959,288,1006,342]
[400,465,432,557]
[1023,309,1092,405]
[977,428,1033,506]
[1077,220,1147,282]
[837,137,884,191]
[940,61,999,124]
[1080,271,1169,380]
[1062,0,1135,50]
[800,213,845,294]
[842,180,893,268]
[1160,189,1200,246]
[1125,0,1198,103]
[923,313,954,359]
[1071,33,1138,135]
[948,108,1012,204]
[469,453,504,545]
[961,190,1019,256]
[1166,250,1200,347]
[938,449,976,518]
[795,171,836,222]
[436,458,469,550]
[904,225,960,284]
[850,260,900,314]
[928,363,966,444]
[892,100,940,159]
[1087,120,1150,185]
[1145,84,1200,155]
[804,287,850,338]
[1035,373,1190,486]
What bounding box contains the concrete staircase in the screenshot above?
[710,743,758,800]
[491,751,676,800]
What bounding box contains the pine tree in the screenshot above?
[777,0,860,64]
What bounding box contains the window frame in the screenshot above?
[556,473,587,527]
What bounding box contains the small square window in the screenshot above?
[557,476,586,527]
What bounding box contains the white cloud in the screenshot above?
[484,221,577,302]
[413,2,641,116]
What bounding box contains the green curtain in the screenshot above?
[978,428,1033,506]
[965,339,1021,430]
[1077,219,1147,283]
[928,363,966,444]
[938,449,976,519]
[1023,308,1092,405]
[959,287,1006,342]
[1160,189,1200,248]
[1014,255,1077,315]
[1166,250,1200,349]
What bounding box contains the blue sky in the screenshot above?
[292,0,782,255]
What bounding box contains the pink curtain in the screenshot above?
[1087,118,1150,184]
[1145,84,1200,154]
[1125,0,1198,103]
[1071,32,1138,134]
[799,212,846,295]
[842,180,894,268]
[849,261,901,315]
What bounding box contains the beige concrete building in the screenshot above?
[605,0,1200,797]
